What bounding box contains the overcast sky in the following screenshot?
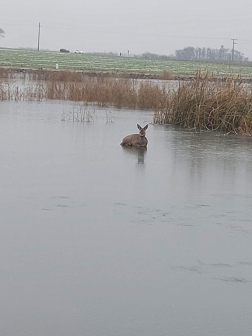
[1,0,252,58]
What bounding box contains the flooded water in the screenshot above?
[1,100,252,336]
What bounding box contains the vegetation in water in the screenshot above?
[1,68,252,135]
[0,71,168,109]
[154,72,252,135]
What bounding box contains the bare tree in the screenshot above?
[175,45,247,62]
[0,28,5,37]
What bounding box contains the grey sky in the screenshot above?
[1,0,252,58]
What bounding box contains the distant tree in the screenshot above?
[195,47,200,59]
[174,45,248,62]
[202,47,206,60]
[218,45,226,60]
[185,47,195,60]
[0,28,5,37]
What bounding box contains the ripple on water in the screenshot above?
[216,277,251,283]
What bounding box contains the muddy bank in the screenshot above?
[1,66,252,83]
[0,66,182,80]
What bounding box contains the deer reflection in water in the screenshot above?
[121,146,147,164]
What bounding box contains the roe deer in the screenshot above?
[120,124,148,147]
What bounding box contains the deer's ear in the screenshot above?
[137,124,141,130]
[143,124,148,130]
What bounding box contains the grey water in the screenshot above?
[1,100,252,336]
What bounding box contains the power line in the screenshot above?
[41,23,235,41]
[2,20,252,43]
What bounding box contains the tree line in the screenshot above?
[175,45,248,62]
[0,28,248,63]
[142,45,248,62]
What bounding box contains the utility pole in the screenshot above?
[37,22,41,52]
[231,38,237,62]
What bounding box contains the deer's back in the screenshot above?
[121,134,148,147]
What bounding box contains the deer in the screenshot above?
[120,124,148,147]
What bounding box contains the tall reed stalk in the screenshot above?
[154,75,252,135]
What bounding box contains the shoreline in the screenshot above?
[1,66,252,83]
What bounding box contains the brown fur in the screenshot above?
[120,124,148,147]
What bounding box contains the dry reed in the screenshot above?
[62,105,96,122]
[0,75,167,110]
[0,67,9,79]
[160,70,174,80]
[44,77,171,109]
[154,74,252,135]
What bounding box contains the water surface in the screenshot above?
[0,101,252,336]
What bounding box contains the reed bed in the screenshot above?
[160,70,174,80]
[0,67,9,79]
[28,70,85,82]
[45,77,139,107]
[2,69,252,135]
[154,75,252,135]
[0,75,168,110]
[0,82,46,101]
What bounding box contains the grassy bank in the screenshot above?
[1,48,252,78]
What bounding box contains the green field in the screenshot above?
[1,48,252,77]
